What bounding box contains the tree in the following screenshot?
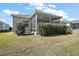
[9,27,12,31]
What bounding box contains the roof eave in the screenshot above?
[30,10,62,18]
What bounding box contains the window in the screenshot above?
[51,18,60,23]
[38,19,49,23]
[23,21,29,27]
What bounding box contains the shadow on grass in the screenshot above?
[40,33,72,37]
[0,31,12,33]
[16,33,33,36]
[16,33,72,37]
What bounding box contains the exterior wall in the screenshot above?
[12,12,62,34]
[51,19,60,24]
[72,23,79,29]
[13,16,30,33]
[31,13,60,33]
[0,22,3,30]
[24,19,31,34]
[3,23,9,30]
[37,18,60,24]
[31,14,37,32]
[0,21,9,31]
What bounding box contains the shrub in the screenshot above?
[9,27,12,31]
[66,25,72,34]
[38,23,72,36]
[16,23,25,35]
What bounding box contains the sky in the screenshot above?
[0,3,79,27]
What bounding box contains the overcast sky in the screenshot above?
[0,3,79,27]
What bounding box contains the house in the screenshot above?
[60,20,72,27]
[60,20,79,29]
[60,20,71,24]
[0,21,9,31]
[11,10,62,34]
[71,20,79,29]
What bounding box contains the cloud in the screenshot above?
[17,3,22,6]
[25,0,43,3]
[30,3,44,6]
[3,9,20,16]
[62,17,76,21]
[43,8,67,15]
[44,9,69,19]
[31,4,67,18]
[29,3,45,10]
[28,3,76,21]
[29,3,57,10]
[48,4,56,8]
[24,5,32,10]
[43,8,76,21]
[0,19,8,24]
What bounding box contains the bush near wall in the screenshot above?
[66,25,72,34]
[38,23,72,36]
[16,23,25,35]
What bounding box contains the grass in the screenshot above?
[0,30,79,56]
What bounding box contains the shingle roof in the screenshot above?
[11,10,62,19]
[35,10,62,18]
[11,14,30,18]
[0,20,9,26]
[71,20,79,23]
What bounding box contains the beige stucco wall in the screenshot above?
[13,16,30,33]
[72,23,79,29]
[3,23,9,30]
[0,21,9,31]
[0,22,3,30]
[12,12,61,34]
[31,14,37,32]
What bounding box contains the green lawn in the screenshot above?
[0,30,79,56]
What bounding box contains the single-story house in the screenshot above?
[60,20,72,27]
[0,21,9,31]
[60,20,79,29]
[11,10,62,34]
[71,20,79,29]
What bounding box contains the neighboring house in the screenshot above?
[0,21,9,31]
[71,20,79,29]
[60,20,79,29]
[11,10,62,34]
[60,20,71,24]
[60,20,72,27]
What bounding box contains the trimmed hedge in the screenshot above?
[66,25,72,34]
[38,23,72,36]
